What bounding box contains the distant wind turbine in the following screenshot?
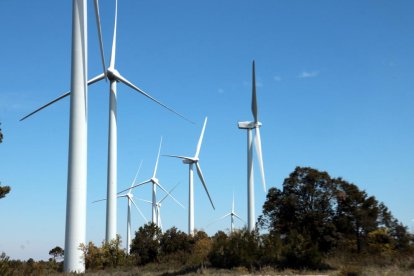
[93,160,148,254]
[20,0,191,243]
[207,193,244,233]
[137,182,182,232]
[119,137,183,226]
[165,117,215,236]
[238,61,266,232]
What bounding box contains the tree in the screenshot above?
[334,179,380,253]
[160,227,191,256]
[0,124,10,199]
[0,184,10,199]
[259,167,338,254]
[130,223,161,265]
[259,166,413,261]
[189,235,212,268]
[79,235,127,270]
[208,231,229,268]
[49,246,64,262]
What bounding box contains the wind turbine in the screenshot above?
[237,61,266,232]
[137,182,182,232]
[119,137,183,225]
[165,117,215,236]
[207,194,244,233]
[20,0,191,243]
[93,160,148,254]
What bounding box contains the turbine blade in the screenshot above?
[157,182,185,209]
[137,198,152,205]
[195,162,215,209]
[233,213,245,223]
[130,198,148,223]
[118,179,151,194]
[153,137,163,178]
[114,71,193,124]
[158,182,180,205]
[254,127,266,192]
[20,73,105,121]
[20,92,70,121]
[92,198,107,203]
[220,213,232,220]
[88,73,107,84]
[251,60,258,123]
[109,0,118,68]
[195,117,207,159]
[130,160,143,189]
[232,192,235,213]
[93,0,107,78]
[163,155,193,162]
[206,214,230,228]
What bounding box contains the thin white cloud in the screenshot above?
[298,70,319,79]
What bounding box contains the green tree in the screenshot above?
[79,235,127,270]
[334,179,382,253]
[259,166,413,263]
[130,223,161,265]
[0,124,11,199]
[48,246,64,262]
[160,227,191,256]
[259,167,338,254]
[0,184,11,199]
[208,231,229,268]
[209,229,262,270]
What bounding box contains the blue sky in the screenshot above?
[1,0,413,260]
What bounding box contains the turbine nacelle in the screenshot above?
[151,177,159,185]
[183,157,198,164]
[238,121,262,129]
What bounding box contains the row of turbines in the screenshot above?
[21,0,266,273]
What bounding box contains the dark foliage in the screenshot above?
[259,166,413,268]
[130,223,161,265]
[2,167,412,274]
[0,184,11,199]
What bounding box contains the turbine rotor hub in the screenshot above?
[106,67,118,81]
[237,121,262,129]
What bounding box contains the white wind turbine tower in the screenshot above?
[20,0,190,243]
[93,160,148,254]
[137,183,182,232]
[166,117,215,236]
[119,137,183,225]
[207,193,244,233]
[19,0,106,272]
[238,61,266,232]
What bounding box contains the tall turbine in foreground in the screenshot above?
[64,0,88,272]
[238,61,266,232]
[166,117,215,235]
[20,0,190,243]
